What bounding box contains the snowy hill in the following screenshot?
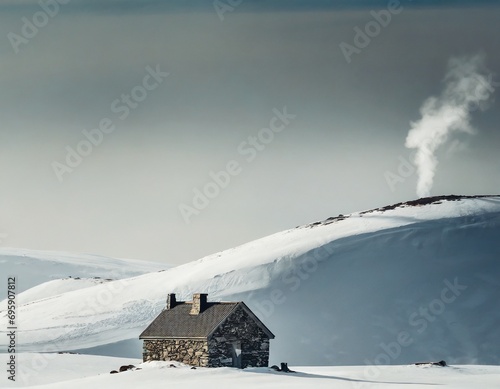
[0,248,167,295]
[1,195,500,367]
[4,278,116,307]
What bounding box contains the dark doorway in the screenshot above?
[231,341,242,368]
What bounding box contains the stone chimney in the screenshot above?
[166,293,177,310]
[190,293,208,315]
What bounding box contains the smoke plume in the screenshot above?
[405,54,495,198]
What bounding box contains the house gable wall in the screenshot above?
[208,305,270,368]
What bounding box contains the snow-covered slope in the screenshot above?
[1,196,500,366]
[2,354,500,389]
[0,248,167,294]
[3,278,115,307]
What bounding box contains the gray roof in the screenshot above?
[139,301,275,339]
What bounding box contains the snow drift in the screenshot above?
[3,353,500,389]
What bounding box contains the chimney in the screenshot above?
[190,293,208,315]
[166,293,177,310]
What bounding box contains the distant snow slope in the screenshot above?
[2,278,114,307]
[1,354,499,389]
[1,196,499,366]
[0,248,167,295]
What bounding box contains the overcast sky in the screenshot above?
[1,0,499,265]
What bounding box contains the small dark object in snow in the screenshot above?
[414,360,447,367]
[270,362,296,373]
[119,365,135,372]
[169,364,177,368]
[281,362,294,372]
[191,366,196,370]
[110,370,118,374]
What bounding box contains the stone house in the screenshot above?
[139,293,275,368]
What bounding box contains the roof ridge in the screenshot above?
[171,301,239,304]
[206,302,240,339]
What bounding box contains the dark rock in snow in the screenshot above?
[270,362,296,373]
[119,365,135,372]
[414,360,447,367]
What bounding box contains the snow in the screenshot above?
[3,278,115,307]
[0,353,141,387]
[0,248,167,294]
[1,353,499,389]
[1,196,499,367]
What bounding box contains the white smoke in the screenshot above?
[405,54,495,198]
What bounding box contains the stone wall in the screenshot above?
[142,339,209,366]
[208,305,270,368]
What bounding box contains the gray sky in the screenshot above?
[1,1,499,265]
